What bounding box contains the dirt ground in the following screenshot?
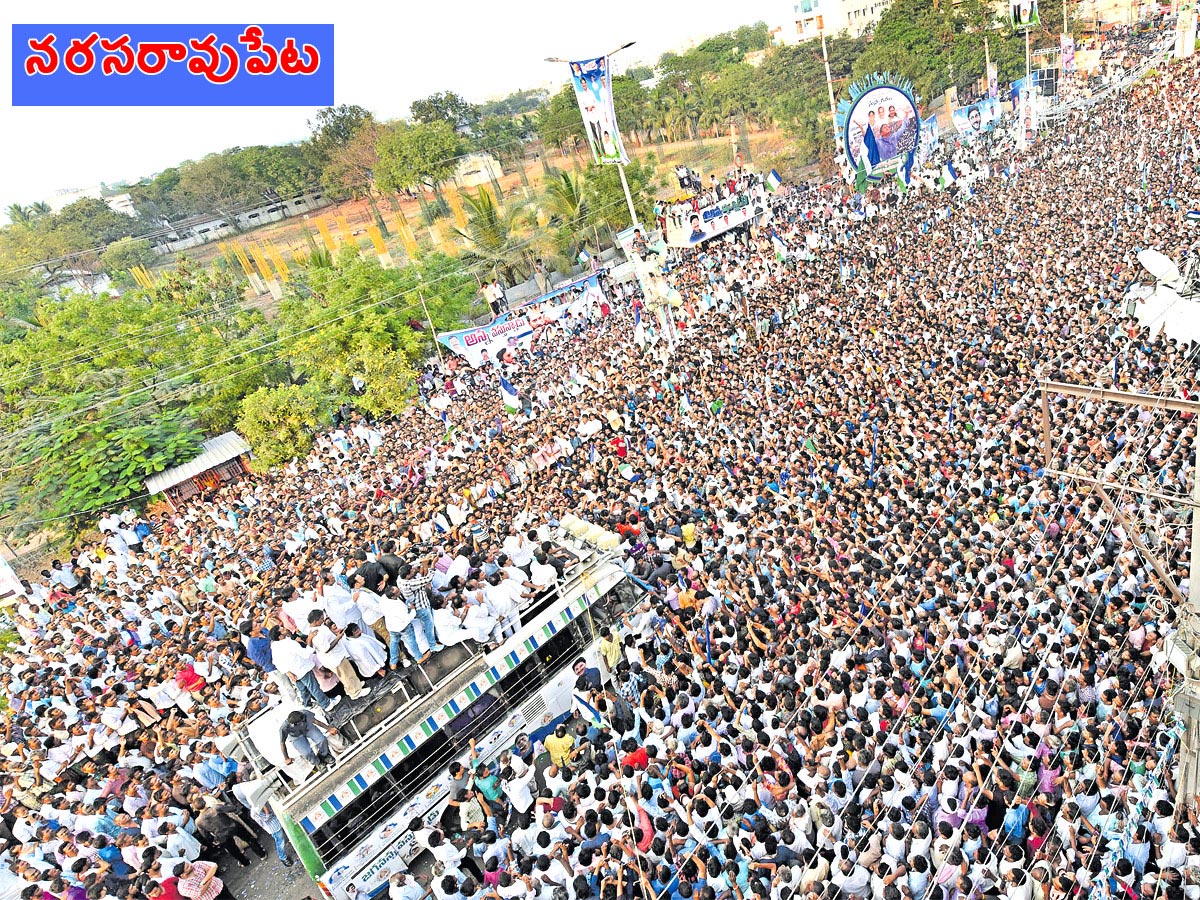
[150,130,796,276]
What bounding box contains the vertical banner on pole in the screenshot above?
[392,215,419,257]
[266,242,290,282]
[336,215,355,247]
[565,56,629,165]
[987,63,999,99]
[236,244,265,294]
[248,244,273,282]
[232,244,255,278]
[367,224,394,268]
[447,188,469,229]
[438,220,459,255]
[315,218,337,252]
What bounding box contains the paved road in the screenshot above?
[221,850,317,900]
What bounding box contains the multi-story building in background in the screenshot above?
[772,0,894,44]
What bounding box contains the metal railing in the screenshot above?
[236,547,618,805]
[1040,35,1176,123]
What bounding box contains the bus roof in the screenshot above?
[249,556,627,826]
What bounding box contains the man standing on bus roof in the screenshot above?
[278,709,338,773]
[396,560,444,663]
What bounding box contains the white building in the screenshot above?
[773,0,893,43]
[44,186,137,217]
[453,153,503,189]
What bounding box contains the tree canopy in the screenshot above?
[0,249,474,532]
[374,122,462,194]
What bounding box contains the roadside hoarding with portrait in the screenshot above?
[843,85,921,174]
[952,97,999,136]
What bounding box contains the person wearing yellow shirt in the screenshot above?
[543,724,575,767]
[598,627,622,671]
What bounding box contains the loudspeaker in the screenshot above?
[1037,67,1059,97]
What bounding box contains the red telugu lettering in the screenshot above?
[99,35,135,76]
[278,37,319,75]
[135,41,188,75]
[187,34,239,84]
[238,26,279,75]
[25,34,59,75]
[64,33,100,75]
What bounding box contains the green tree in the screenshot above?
[583,159,656,232]
[237,145,320,199]
[52,199,139,246]
[479,89,549,118]
[306,104,375,166]
[318,122,382,198]
[375,122,461,220]
[174,152,258,230]
[410,91,481,134]
[236,382,326,470]
[473,116,534,189]
[536,86,587,155]
[454,188,534,285]
[14,397,203,526]
[611,77,650,146]
[99,237,156,274]
[128,167,198,225]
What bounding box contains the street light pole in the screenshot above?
[417,289,444,368]
[821,30,841,154]
[617,162,640,231]
[985,33,993,96]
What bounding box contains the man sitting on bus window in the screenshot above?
[278,709,337,773]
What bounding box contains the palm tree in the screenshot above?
[543,172,587,228]
[542,171,589,267]
[647,90,672,144]
[6,202,51,228]
[455,187,535,285]
[6,204,32,227]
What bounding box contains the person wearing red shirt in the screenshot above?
[620,738,649,770]
[609,435,628,458]
[151,878,185,900]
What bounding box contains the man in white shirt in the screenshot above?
[269,626,339,710]
[528,554,559,592]
[306,610,368,701]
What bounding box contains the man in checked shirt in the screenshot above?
[395,557,444,663]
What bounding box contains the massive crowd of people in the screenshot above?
[2,28,1200,900]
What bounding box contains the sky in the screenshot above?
[2,1,779,211]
